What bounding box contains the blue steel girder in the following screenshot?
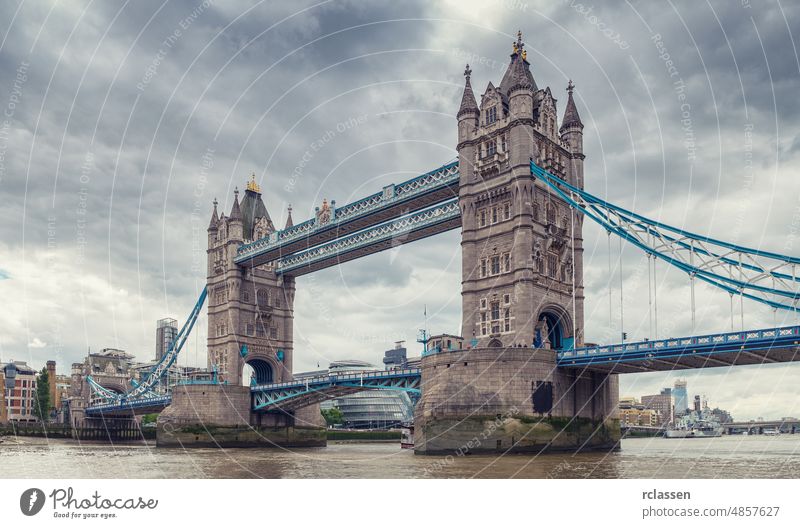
[532,162,800,313]
[84,395,172,417]
[558,325,800,373]
[251,369,421,412]
[235,161,459,268]
[273,200,460,276]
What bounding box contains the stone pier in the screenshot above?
[413,347,619,455]
[156,384,326,448]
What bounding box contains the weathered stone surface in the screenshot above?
[157,384,326,447]
[414,347,619,454]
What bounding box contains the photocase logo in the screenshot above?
[20,488,45,516]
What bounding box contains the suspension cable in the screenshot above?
[570,200,577,347]
[607,230,613,331]
[619,235,625,342]
[646,228,653,339]
[690,239,696,333]
[654,249,659,339]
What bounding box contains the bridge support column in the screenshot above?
[413,347,620,455]
[156,384,325,448]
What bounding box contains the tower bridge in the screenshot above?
[80,32,800,454]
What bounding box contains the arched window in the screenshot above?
[257,289,268,307]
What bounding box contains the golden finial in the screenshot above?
[246,172,261,193]
[522,49,527,61]
[512,42,518,54]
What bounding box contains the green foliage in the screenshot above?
[321,407,344,426]
[141,413,159,425]
[33,367,51,422]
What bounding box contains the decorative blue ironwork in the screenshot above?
[84,395,172,417]
[532,162,800,312]
[274,199,460,275]
[85,287,207,413]
[235,161,459,263]
[558,324,800,369]
[251,368,421,411]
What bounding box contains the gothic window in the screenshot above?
[504,308,511,332]
[257,289,269,307]
[503,202,511,220]
[480,298,487,310]
[486,140,497,157]
[275,294,281,308]
[246,324,254,336]
[547,252,558,278]
[486,106,497,125]
[491,206,498,224]
[491,255,501,275]
[242,290,250,303]
[503,294,510,305]
[479,209,487,227]
[503,253,511,272]
[501,134,507,152]
[270,327,278,339]
[481,313,488,336]
[490,301,501,334]
[480,259,487,278]
[533,202,539,221]
[546,203,556,225]
[256,324,266,338]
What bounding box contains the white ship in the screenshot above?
[665,421,723,438]
[666,411,723,438]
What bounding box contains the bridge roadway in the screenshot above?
[557,325,800,373]
[84,325,800,416]
[235,161,458,268]
[724,419,800,434]
[83,369,421,417]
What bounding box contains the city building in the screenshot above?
[0,368,7,423]
[423,334,464,355]
[383,341,407,369]
[673,379,688,416]
[641,388,674,427]
[2,361,38,422]
[303,360,415,429]
[618,396,659,427]
[155,318,178,361]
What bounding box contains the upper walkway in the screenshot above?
[235,162,459,268]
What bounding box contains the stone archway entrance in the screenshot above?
[535,308,571,350]
[243,358,274,386]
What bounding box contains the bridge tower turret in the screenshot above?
[206,178,295,386]
[457,31,584,349]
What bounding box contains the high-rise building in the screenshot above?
[673,379,688,416]
[156,317,178,362]
[383,341,408,369]
[693,394,702,413]
[641,389,674,427]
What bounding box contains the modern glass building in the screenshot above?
[305,360,415,429]
[673,379,688,416]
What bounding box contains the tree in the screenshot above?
[321,407,344,426]
[33,367,51,422]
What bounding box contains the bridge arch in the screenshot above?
[535,304,573,350]
[243,357,275,386]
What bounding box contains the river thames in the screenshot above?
[2,435,800,478]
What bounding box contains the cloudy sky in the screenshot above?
[1,0,799,420]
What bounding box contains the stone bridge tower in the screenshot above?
[206,176,296,386]
[457,31,585,351]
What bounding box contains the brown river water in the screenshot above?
[2,435,800,478]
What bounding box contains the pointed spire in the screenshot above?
[208,198,219,230]
[499,30,537,95]
[230,187,242,221]
[285,204,294,229]
[457,64,479,119]
[560,80,583,131]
